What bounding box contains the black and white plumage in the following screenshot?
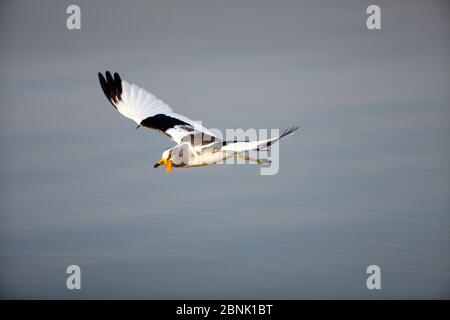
[98,71,298,172]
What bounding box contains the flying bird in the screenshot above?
[98,71,298,173]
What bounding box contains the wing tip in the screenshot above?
[280,126,300,139]
[98,71,123,109]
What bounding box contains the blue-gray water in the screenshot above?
[1,0,449,299]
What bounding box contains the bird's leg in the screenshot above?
[236,153,271,164]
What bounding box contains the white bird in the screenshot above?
[98,71,298,173]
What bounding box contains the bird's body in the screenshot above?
[169,143,233,168]
[98,71,298,172]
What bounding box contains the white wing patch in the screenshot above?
[117,81,172,124]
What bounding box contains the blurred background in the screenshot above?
[0,0,449,298]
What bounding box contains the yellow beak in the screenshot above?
[165,158,172,173]
[156,158,172,173]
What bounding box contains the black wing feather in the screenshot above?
[140,114,191,133]
[98,71,122,108]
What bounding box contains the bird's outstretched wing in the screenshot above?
[221,126,299,152]
[98,71,215,144]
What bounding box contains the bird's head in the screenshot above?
[154,149,172,173]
